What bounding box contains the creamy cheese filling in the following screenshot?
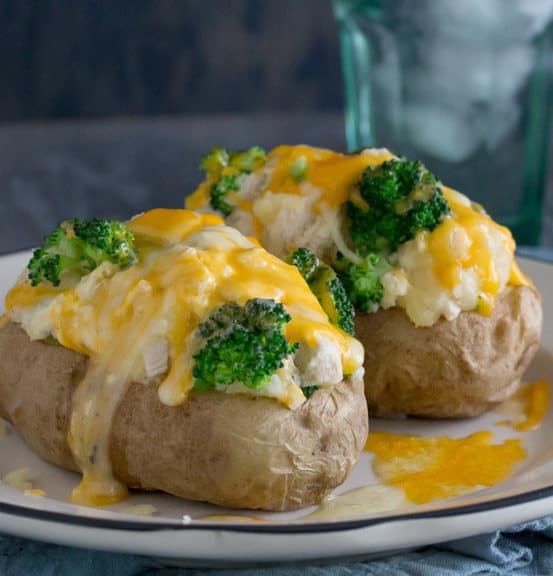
[187,145,529,326]
[6,208,363,506]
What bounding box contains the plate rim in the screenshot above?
[0,251,552,536]
[1,482,553,534]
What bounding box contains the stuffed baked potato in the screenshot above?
[187,145,543,417]
[0,209,368,510]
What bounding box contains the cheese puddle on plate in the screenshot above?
[196,514,267,523]
[120,504,157,517]
[300,484,407,521]
[365,431,526,504]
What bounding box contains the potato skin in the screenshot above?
[356,286,543,418]
[0,322,368,511]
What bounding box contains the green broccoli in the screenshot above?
[335,253,391,313]
[301,385,319,398]
[229,146,267,172]
[27,218,137,287]
[289,247,319,281]
[210,174,240,216]
[348,159,450,255]
[192,298,298,391]
[199,146,267,216]
[289,155,308,182]
[289,248,355,335]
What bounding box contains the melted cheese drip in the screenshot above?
[197,514,267,522]
[429,188,530,301]
[6,208,361,507]
[496,380,550,431]
[301,484,406,521]
[25,489,46,497]
[121,504,157,516]
[2,467,34,491]
[365,431,526,504]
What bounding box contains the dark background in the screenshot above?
[0,0,342,121]
[0,0,551,250]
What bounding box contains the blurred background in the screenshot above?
[0,0,342,119]
[0,0,551,251]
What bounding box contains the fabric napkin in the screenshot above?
[2,515,553,575]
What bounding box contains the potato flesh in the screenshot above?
[357,286,543,418]
[0,322,368,511]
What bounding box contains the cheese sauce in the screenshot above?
[300,484,407,521]
[121,504,157,516]
[265,145,394,207]
[188,145,529,323]
[5,209,362,507]
[428,188,529,310]
[365,431,526,504]
[196,514,267,523]
[496,379,550,431]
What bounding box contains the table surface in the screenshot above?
[0,112,551,254]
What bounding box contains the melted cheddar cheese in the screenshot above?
[496,379,550,431]
[6,208,363,507]
[265,145,394,207]
[188,144,529,325]
[365,431,526,504]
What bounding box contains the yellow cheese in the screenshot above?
[366,431,525,504]
[497,379,550,432]
[188,146,526,320]
[6,208,362,507]
[266,145,394,207]
[128,208,223,245]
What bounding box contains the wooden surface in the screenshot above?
[0,113,550,254]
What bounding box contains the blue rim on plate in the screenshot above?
[1,483,553,533]
[0,251,552,535]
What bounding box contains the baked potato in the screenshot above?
[0,209,368,511]
[0,322,367,511]
[187,145,543,417]
[357,285,542,418]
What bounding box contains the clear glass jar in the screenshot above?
[333,0,553,244]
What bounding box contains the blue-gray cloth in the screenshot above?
[2,516,553,575]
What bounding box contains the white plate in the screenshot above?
[0,251,552,565]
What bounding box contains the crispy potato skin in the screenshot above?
[0,322,368,511]
[356,286,543,418]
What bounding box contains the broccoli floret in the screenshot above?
[289,248,355,335]
[199,146,267,216]
[198,301,242,338]
[289,155,308,182]
[199,147,229,175]
[230,146,267,172]
[211,174,240,216]
[348,159,450,255]
[302,385,319,398]
[192,298,298,391]
[242,298,292,331]
[27,218,137,287]
[289,247,319,281]
[309,268,355,335]
[335,253,390,313]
